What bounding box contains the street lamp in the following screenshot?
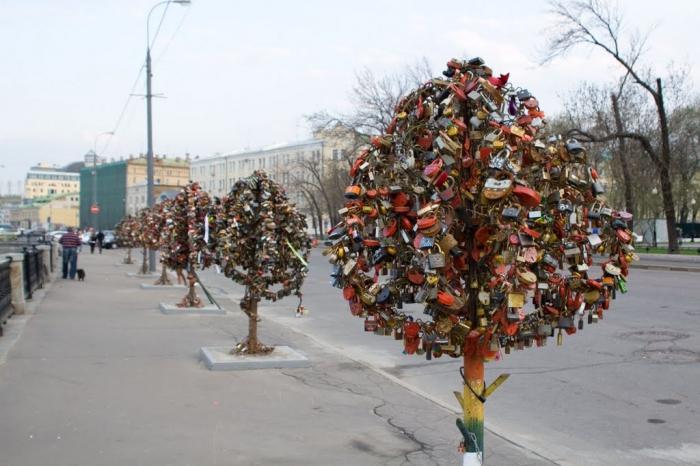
[92,131,114,230]
[145,0,191,272]
[692,198,697,242]
[651,187,659,248]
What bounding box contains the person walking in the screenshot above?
[96,230,105,254]
[59,227,81,279]
[89,228,97,254]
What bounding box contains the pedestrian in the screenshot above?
[96,230,105,254]
[59,226,81,279]
[89,228,97,254]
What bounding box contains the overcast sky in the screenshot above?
[1,0,698,194]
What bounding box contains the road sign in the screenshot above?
[90,204,100,214]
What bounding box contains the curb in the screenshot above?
[630,264,700,273]
[593,262,700,273]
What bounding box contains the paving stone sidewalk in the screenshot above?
[0,250,552,466]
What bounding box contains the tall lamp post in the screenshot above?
[651,187,660,248]
[145,0,191,272]
[93,131,114,230]
[691,198,697,242]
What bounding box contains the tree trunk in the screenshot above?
[231,293,273,355]
[659,164,679,251]
[655,78,679,252]
[312,214,321,239]
[247,299,259,353]
[124,248,133,264]
[139,247,148,274]
[177,268,202,308]
[611,94,635,230]
[153,262,172,286]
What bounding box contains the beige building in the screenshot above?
[189,128,356,203]
[9,205,39,229]
[23,163,80,200]
[37,193,80,229]
[9,193,80,230]
[126,156,190,188]
[123,156,191,215]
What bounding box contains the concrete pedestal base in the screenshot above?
[200,346,310,371]
[159,303,225,315]
[140,284,186,290]
[126,272,159,278]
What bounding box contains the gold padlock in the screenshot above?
[507,292,525,308]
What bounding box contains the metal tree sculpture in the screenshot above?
[135,207,153,275]
[149,199,173,285]
[215,170,311,354]
[115,214,138,264]
[161,181,216,307]
[328,57,636,458]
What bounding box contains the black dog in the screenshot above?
[77,269,86,281]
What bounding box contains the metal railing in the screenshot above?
[23,246,43,300]
[0,259,12,337]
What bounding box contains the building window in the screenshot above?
[332,149,339,161]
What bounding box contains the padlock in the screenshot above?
[501,205,521,221]
[364,316,379,332]
[507,291,525,308]
[427,246,446,269]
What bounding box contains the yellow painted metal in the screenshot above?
[453,390,464,409]
[463,356,485,452]
[483,373,510,399]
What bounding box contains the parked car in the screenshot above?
[49,230,68,242]
[0,223,18,239]
[102,230,117,249]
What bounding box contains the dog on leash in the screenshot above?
[77,269,86,281]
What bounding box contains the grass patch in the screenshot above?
[640,246,700,255]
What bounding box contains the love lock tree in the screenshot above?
[215,170,311,355]
[135,207,153,275]
[147,199,174,286]
[161,181,216,307]
[115,214,138,264]
[327,57,637,463]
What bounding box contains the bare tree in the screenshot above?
[543,0,682,251]
[554,78,664,229]
[308,58,433,137]
[669,102,700,224]
[301,60,433,236]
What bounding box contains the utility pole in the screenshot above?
[92,152,97,230]
[146,45,156,272]
[144,0,190,273]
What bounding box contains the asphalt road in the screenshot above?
[199,250,700,466]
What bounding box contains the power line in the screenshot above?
[99,2,190,158]
[99,64,145,157]
[149,1,171,50]
[154,6,191,65]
